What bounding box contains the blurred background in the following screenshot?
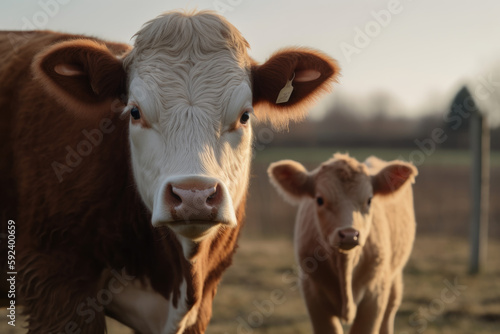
[1,0,499,333]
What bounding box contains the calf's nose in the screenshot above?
[338,228,360,250]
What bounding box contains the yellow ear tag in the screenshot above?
[275,73,295,104]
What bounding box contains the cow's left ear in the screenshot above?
[251,48,339,128]
[32,39,129,120]
[372,161,418,196]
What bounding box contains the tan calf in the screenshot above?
[268,153,417,334]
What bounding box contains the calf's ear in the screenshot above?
[32,39,129,120]
[251,48,340,129]
[372,161,418,196]
[268,160,314,205]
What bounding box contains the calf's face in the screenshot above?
[33,11,339,244]
[268,154,417,251]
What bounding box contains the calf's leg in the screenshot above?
[380,273,403,334]
[348,281,392,334]
[302,280,343,334]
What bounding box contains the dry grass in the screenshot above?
[207,235,500,334]
[2,236,499,333]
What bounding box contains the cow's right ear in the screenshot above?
[32,39,128,120]
[251,48,339,129]
[268,160,314,205]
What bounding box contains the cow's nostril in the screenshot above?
[207,187,217,199]
[167,184,182,206]
[206,184,222,206]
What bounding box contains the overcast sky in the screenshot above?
[1,0,499,119]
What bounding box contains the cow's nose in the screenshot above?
[165,182,223,221]
[338,228,360,250]
[152,175,237,230]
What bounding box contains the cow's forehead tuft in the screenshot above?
[123,10,252,126]
[124,10,250,69]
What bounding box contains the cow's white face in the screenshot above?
[125,57,253,240]
[121,12,258,243]
[33,10,339,247]
[268,154,417,252]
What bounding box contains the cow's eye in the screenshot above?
[367,197,372,207]
[130,106,141,120]
[240,111,250,125]
[316,197,324,206]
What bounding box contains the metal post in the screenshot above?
[469,110,490,274]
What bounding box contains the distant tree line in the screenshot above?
[261,95,500,150]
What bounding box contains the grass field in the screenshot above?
[0,236,500,334]
[2,236,498,333]
[208,234,500,334]
[1,147,499,333]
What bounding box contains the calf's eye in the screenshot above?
[316,197,324,206]
[367,197,372,207]
[130,106,141,120]
[240,111,250,125]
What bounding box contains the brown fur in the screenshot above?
[0,31,245,333]
[269,154,418,334]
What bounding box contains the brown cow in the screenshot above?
[0,10,339,333]
[268,153,418,334]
